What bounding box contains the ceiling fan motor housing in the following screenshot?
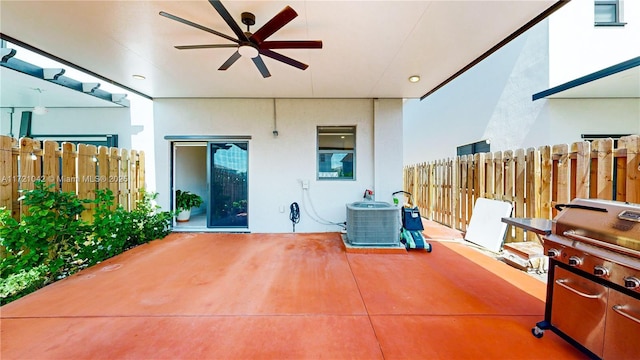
[241,12,255,27]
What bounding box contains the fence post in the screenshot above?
[442,159,450,225]
[592,138,614,200]
[138,151,146,196]
[450,158,458,230]
[42,140,59,191]
[539,145,552,219]
[526,147,541,242]
[61,142,77,194]
[526,148,541,217]
[19,138,38,216]
[77,144,98,222]
[514,149,526,242]
[620,135,640,203]
[485,152,494,200]
[494,151,504,202]
[459,156,468,232]
[553,144,570,215]
[97,146,109,192]
[476,152,486,200]
[108,147,119,209]
[130,150,139,206]
[572,141,591,199]
[0,136,13,213]
[119,149,130,211]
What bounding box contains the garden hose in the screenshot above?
[289,202,300,232]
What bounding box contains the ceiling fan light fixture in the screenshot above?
[408,75,421,83]
[238,44,259,58]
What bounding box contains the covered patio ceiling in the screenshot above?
[0,0,565,107]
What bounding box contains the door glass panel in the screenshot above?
[208,142,248,228]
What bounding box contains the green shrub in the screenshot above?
[0,181,174,304]
[0,181,91,279]
[0,264,49,304]
[81,189,173,266]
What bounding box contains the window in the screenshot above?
[317,126,355,180]
[581,133,630,148]
[595,1,625,26]
[456,140,490,157]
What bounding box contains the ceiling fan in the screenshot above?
[160,0,323,78]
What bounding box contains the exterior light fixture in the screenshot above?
[31,88,48,115]
[132,74,146,80]
[408,75,421,83]
[33,105,48,115]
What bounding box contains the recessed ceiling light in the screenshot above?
[132,74,146,80]
[408,75,420,83]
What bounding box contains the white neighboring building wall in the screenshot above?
[548,0,640,86]
[1,107,133,148]
[403,1,640,165]
[0,96,157,191]
[153,98,403,233]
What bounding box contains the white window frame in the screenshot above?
[595,0,626,26]
[317,126,356,181]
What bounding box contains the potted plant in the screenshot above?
[175,190,203,222]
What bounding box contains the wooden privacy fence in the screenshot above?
[404,135,640,243]
[0,135,145,221]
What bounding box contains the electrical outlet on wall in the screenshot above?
[302,180,309,189]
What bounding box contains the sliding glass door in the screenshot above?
[207,142,248,228]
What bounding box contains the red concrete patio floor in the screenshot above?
[1,226,588,359]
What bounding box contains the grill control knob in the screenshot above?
[547,248,561,258]
[593,265,609,277]
[568,256,582,267]
[624,277,640,290]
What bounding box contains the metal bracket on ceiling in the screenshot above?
[82,82,100,93]
[111,94,128,103]
[1,48,17,62]
[43,68,65,80]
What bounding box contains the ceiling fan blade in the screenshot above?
[208,0,249,42]
[252,56,271,78]
[175,44,238,50]
[260,41,323,50]
[250,6,297,44]
[259,49,308,70]
[159,11,238,44]
[218,51,242,71]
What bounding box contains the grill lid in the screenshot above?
[553,198,640,252]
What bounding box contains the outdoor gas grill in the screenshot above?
[533,198,640,359]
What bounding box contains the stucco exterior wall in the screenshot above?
[546,98,640,143]
[153,98,403,233]
[403,19,550,163]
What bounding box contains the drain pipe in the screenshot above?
[8,107,14,137]
[273,99,279,137]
